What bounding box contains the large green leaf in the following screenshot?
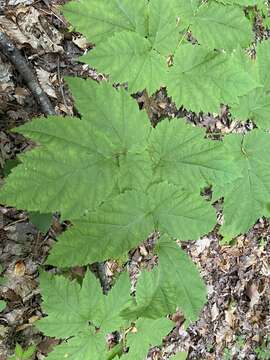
[62,0,147,44]
[82,0,181,94]
[66,78,150,151]
[220,131,270,238]
[84,31,167,95]
[46,190,153,266]
[172,1,252,49]
[150,183,216,239]
[191,2,252,50]
[123,318,173,360]
[231,41,270,129]
[45,330,106,360]
[256,40,270,92]
[166,44,259,112]
[231,89,270,129]
[38,271,131,359]
[157,236,206,321]
[0,80,151,218]
[148,119,238,192]
[92,272,131,334]
[46,182,216,267]
[146,0,181,55]
[215,0,265,6]
[66,78,152,192]
[0,117,118,219]
[122,235,206,322]
[37,271,102,338]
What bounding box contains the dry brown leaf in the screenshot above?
[0,7,63,53]
[14,87,29,105]
[139,245,148,257]
[14,260,26,277]
[211,303,219,321]
[36,68,57,98]
[0,16,29,46]
[246,283,261,307]
[28,315,40,324]
[72,35,89,50]
[0,60,12,86]
[261,260,270,276]
[194,237,211,256]
[224,308,236,328]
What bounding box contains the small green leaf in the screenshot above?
[15,343,24,358]
[22,345,36,360]
[0,300,6,312]
[170,352,188,360]
[93,272,131,333]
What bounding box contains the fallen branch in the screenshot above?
[0,32,55,115]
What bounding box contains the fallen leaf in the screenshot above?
[36,69,57,98]
[14,260,26,277]
[211,303,219,321]
[246,283,260,307]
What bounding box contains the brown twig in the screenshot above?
[0,31,55,115]
[57,56,71,115]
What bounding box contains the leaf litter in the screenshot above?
[0,1,269,359]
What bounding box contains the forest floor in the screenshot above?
[0,1,269,359]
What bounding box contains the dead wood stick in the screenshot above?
[96,262,110,295]
[0,31,55,115]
